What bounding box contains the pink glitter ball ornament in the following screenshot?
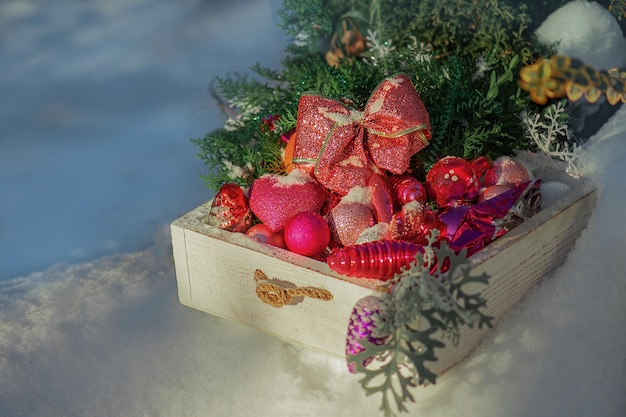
[327,240,421,280]
[283,212,330,257]
[426,156,479,207]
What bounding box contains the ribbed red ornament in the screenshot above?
[326,240,421,280]
[387,173,427,209]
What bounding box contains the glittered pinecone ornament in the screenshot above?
[426,156,479,207]
[346,295,390,373]
[329,202,376,247]
[387,173,427,210]
[207,183,252,232]
[327,240,421,280]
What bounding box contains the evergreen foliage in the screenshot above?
[192,0,563,192]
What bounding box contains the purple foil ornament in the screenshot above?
[447,179,542,256]
[346,295,389,373]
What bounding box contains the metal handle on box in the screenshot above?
[253,269,333,308]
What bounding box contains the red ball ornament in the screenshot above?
[283,212,331,257]
[470,155,493,179]
[207,183,252,232]
[426,156,479,207]
[387,173,427,210]
[246,224,286,248]
[483,156,531,187]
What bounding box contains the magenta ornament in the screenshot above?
[346,295,389,373]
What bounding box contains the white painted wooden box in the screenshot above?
[171,165,596,376]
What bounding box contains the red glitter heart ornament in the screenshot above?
[249,169,326,232]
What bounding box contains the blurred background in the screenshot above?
[0,0,289,280]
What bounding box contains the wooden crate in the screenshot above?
[171,165,596,375]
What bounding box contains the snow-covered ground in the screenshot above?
[1,1,625,416]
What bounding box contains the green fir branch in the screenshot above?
[192,0,566,191]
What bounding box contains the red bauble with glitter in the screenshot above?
[207,183,252,233]
[426,156,479,207]
[387,173,427,210]
[484,156,531,187]
[246,224,286,248]
[389,201,446,245]
[284,212,331,257]
[249,169,326,232]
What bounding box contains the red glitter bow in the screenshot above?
[292,75,431,195]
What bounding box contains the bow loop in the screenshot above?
[293,75,431,195]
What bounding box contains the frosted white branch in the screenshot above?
[521,101,583,176]
[365,29,395,61]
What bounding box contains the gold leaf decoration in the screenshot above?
[325,17,366,67]
[609,0,626,21]
[519,55,626,105]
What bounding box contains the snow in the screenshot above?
[1,1,625,417]
[536,0,626,70]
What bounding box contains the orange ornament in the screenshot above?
[283,132,314,175]
[282,132,296,173]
